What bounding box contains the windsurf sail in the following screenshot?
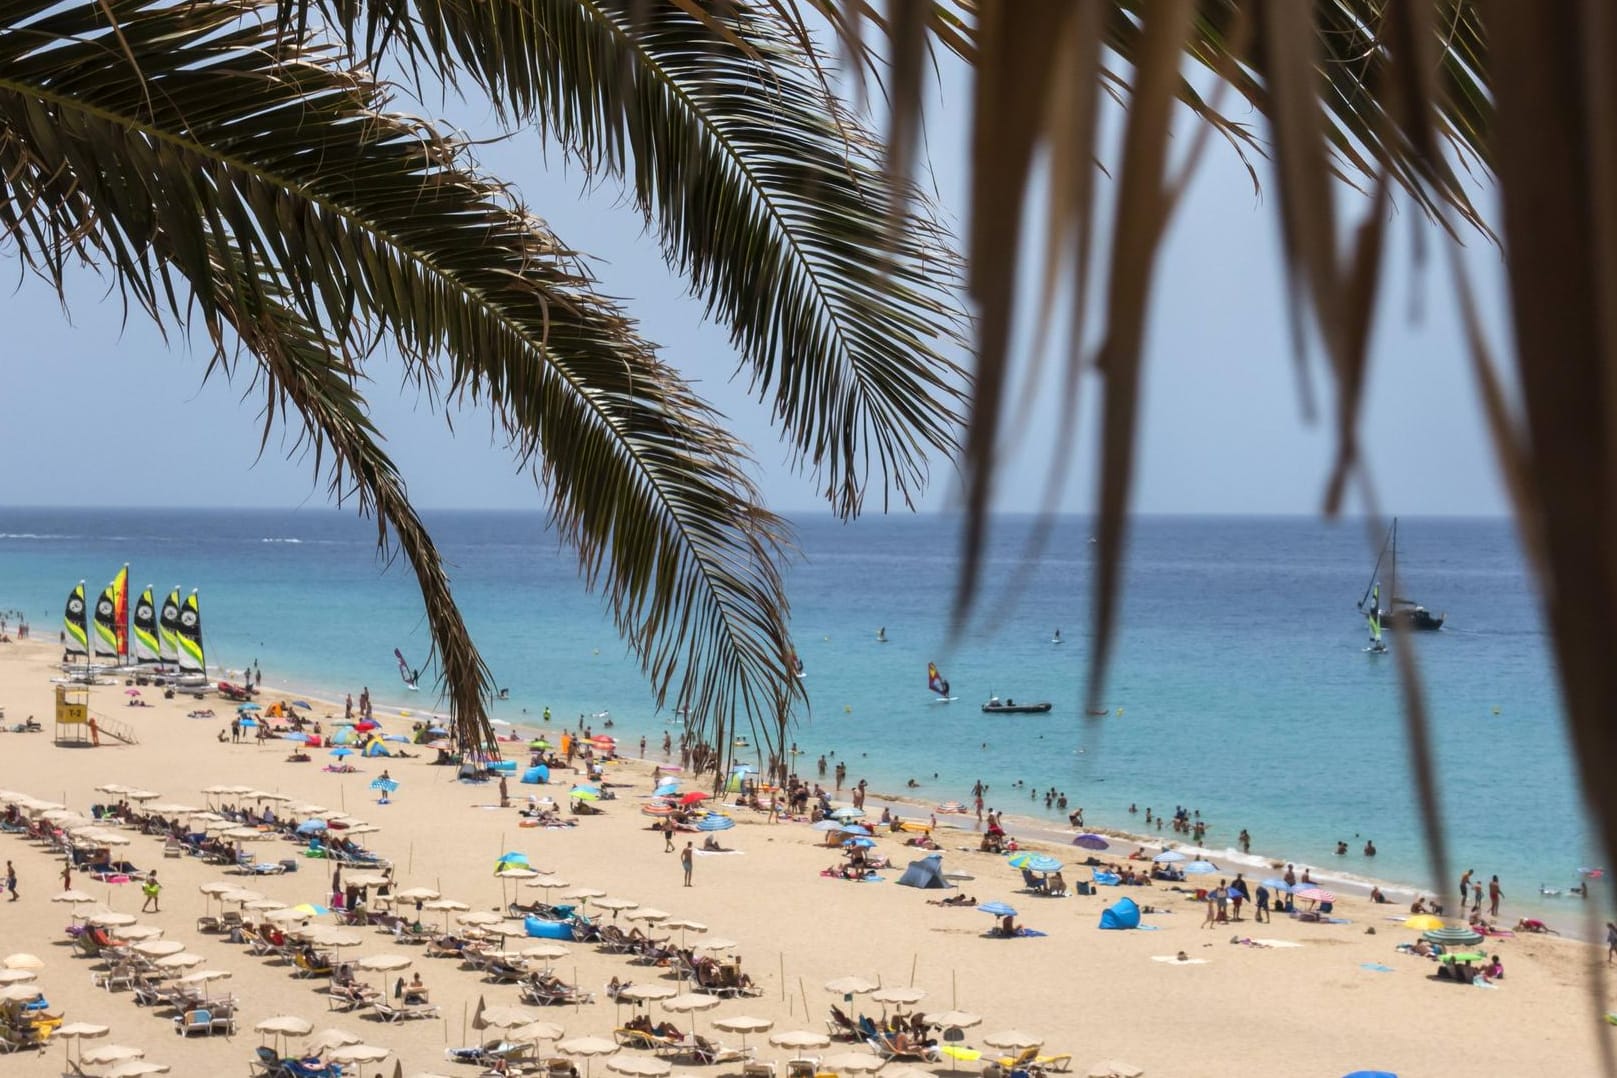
[158,588,183,668]
[790,650,805,678]
[112,564,130,659]
[395,647,418,688]
[132,586,162,666]
[928,662,951,698]
[92,580,120,661]
[63,581,88,658]
[176,590,205,676]
[1366,585,1385,651]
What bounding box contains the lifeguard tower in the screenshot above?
[54,684,91,745]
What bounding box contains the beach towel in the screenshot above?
[983,928,1047,938]
[1359,963,1395,973]
[1250,939,1304,948]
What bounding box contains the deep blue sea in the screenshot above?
[0,509,1594,915]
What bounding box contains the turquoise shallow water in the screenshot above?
[0,508,1596,919]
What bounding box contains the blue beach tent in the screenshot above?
[1098,896,1141,930]
[521,765,550,785]
[896,854,951,890]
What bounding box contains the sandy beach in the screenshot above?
[0,636,1609,1078]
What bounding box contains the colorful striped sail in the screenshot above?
[176,590,205,676]
[62,581,88,657]
[112,564,130,659]
[91,580,120,660]
[158,587,183,668]
[132,585,162,666]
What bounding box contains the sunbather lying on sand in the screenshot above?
[927,894,976,906]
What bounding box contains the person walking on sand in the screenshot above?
[681,841,693,887]
[664,819,676,854]
[1489,875,1503,917]
[60,863,71,891]
[141,871,161,912]
[1607,922,1617,964]
[5,860,16,901]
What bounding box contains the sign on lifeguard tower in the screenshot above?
[55,684,90,744]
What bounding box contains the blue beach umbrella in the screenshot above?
[428,727,449,736]
[697,815,735,832]
[237,717,257,728]
[236,702,261,712]
[1006,853,1036,869]
[839,825,872,836]
[1151,850,1187,864]
[810,820,846,832]
[497,852,530,866]
[1260,878,1293,892]
[978,902,1017,918]
[382,734,408,743]
[830,807,864,822]
[296,819,328,834]
[281,732,310,743]
[331,727,358,745]
[843,837,876,849]
[1072,834,1110,850]
[1027,855,1064,873]
[369,777,399,793]
[291,700,312,710]
[329,747,353,758]
[1182,861,1219,875]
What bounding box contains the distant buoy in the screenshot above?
[843,705,852,713]
[823,635,830,641]
[593,648,600,655]
[1492,706,1501,715]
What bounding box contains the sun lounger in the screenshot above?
[173,1007,215,1036]
[373,1000,440,1022]
[1033,1052,1072,1072]
[689,1034,752,1065]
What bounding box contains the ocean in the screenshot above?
[0,508,1593,916]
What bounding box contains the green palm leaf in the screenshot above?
[306,0,968,517]
[0,0,802,761]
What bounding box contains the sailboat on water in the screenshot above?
[1364,585,1388,655]
[395,648,420,691]
[928,662,956,703]
[1358,518,1445,631]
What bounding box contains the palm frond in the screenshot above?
[0,0,802,765]
[304,0,969,518]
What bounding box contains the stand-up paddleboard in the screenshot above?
[1051,628,1064,645]
[395,647,420,691]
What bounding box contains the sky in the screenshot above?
[0,30,1515,520]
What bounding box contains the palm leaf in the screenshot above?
[300,0,969,517]
[0,0,802,765]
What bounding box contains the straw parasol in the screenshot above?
[0,969,37,984]
[265,908,313,924]
[2,954,44,971]
[983,1031,1044,1050]
[606,1057,672,1078]
[870,987,926,1006]
[823,1053,885,1073]
[107,1062,171,1078]
[528,875,569,890]
[510,1020,566,1043]
[559,1036,621,1078]
[480,1006,545,1030]
[625,908,670,924]
[1085,1063,1144,1078]
[356,953,412,996]
[327,1044,391,1064]
[55,1020,109,1065]
[694,939,738,953]
[619,984,676,1002]
[594,897,639,919]
[457,911,502,927]
[303,1028,363,1054]
[519,943,571,961]
[395,887,440,902]
[114,925,164,941]
[305,928,363,948]
[51,890,97,906]
[824,977,877,997]
[153,954,205,970]
[255,1015,313,1057]
[81,1044,145,1066]
[770,1031,831,1050]
[711,1015,772,1050]
[131,940,185,957]
[0,984,43,1003]
[929,1011,983,1030]
[89,912,136,927]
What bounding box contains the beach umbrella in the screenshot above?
[663,918,706,934]
[55,1021,109,1064]
[697,815,735,832]
[423,898,470,931]
[90,912,137,928]
[640,803,675,819]
[292,701,312,710]
[458,911,503,927]
[871,987,926,1006]
[496,867,539,880]
[694,938,739,953]
[369,777,399,793]
[570,788,601,801]
[244,899,287,913]
[395,886,440,903]
[983,1031,1044,1050]
[712,1015,773,1050]
[1423,926,1485,947]
[123,688,141,696]
[1181,861,1220,876]
[663,993,721,1015]
[2,954,44,971]
[1151,850,1186,863]
[112,925,163,942]
[0,969,39,985]
[126,790,159,802]
[0,984,42,1003]
[842,838,876,849]
[82,1045,146,1066]
[256,1015,314,1036]
[329,747,353,759]
[1086,1062,1145,1078]
[771,1031,832,1051]
[219,888,266,905]
[497,851,531,867]
[176,970,233,998]
[620,984,677,1002]
[153,954,205,970]
[510,1021,567,1044]
[345,871,389,888]
[829,808,864,822]
[1006,853,1037,869]
[528,876,569,891]
[1438,952,1488,964]
[1259,878,1293,893]
[626,908,670,924]
[824,977,878,996]
[1403,915,1445,931]
[1072,834,1110,850]
[810,821,846,832]
[559,1036,620,1078]
[265,908,313,924]
[356,953,412,996]
[52,890,97,908]
[677,791,712,806]
[328,1044,391,1064]
[977,902,1017,918]
[823,1053,885,1073]
[929,1011,982,1030]
[595,897,640,918]
[481,1006,545,1030]
[607,1057,671,1078]
[237,702,261,711]
[519,943,571,961]
[303,1028,363,1054]
[306,928,363,948]
[1026,855,1063,873]
[1294,887,1336,903]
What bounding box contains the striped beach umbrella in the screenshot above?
[696,815,734,832]
[1294,887,1336,903]
[1422,925,1484,947]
